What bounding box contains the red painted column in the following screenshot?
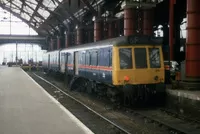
[94,19,103,42]
[88,30,93,43]
[77,27,84,45]
[143,9,154,35]
[115,20,120,37]
[124,7,135,36]
[104,21,108,39]
[186,0,200,80]
[65,33,71,48]
[169,0,175,60]
[108,21,114,38]
[57,36,60,49]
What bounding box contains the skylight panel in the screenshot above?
[21,12,30,20]
[26,6,35,14]
[43,0,59,11]
[11,7,20,14]
[13,0,22,6]
[37,8,50,19]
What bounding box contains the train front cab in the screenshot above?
[112,44,165,106]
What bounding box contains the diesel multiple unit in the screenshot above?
[43,35,165,106]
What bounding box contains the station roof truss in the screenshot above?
[0,0,186,36]
[0,0,105,36]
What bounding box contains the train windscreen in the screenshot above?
[119,48,133,69]
[149,48,161,68]
[134,48,147,68]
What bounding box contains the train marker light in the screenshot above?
[124,76,130,82]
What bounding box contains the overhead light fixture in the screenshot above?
[92,16,96,21]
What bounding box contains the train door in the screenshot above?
[74,52,79,75]
[60,53,65,73]
[65,53,68,72]
[48,54,50,70]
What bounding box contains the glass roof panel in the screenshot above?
[43,0,59,11]
[24,5,34,15]
[26,1,37,9]
[21,12,30,20]
[13,0,22,5]
[11,7,21,14]
[0,0,66,33]
[0,7,38,35]
[37,8,50,19]
[26,0,38,6]
[34,16,43,23]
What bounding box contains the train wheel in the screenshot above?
[123,85,135,107]
[64,74,70,89]
[85,80,94,94]
[68,77,87,92]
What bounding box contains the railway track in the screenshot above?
[32,72,131,134]
[124,108,200,134]
[30,71,200,134]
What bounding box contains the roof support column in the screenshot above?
[169,0,175,60]
[108,20,115,38]
[76,26,84,45]
[57,36,60,49]
[185,0,200,82]
[94,18,103,42]
[59,26,65,48]
[124,7,136,36]
[88,29,93,43]
[50,38,54,51]
[143,9,154,35]
[65,33,71,48]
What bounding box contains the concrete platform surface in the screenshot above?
[166,89,200,101]
[0,67,93,134]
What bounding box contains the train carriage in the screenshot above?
[43,35,165,106]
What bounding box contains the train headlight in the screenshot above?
[154,76,159,81]
[124,76,130,82]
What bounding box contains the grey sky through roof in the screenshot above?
[0,0,64,35]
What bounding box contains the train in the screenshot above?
[42,35,166,106]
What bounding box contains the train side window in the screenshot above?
[86,51,90,65]
[67,53,73,64]
[109,50,112,67]
[134,48,147,68]
[98,48,110,67]
[91,51,98,66]
[65,53,67,63]
[104,48,110,66]
[119,48,132,69]
[149,48,161,68]
[98,49,103,66]
[79,51,86,65]
[61,53,64,63]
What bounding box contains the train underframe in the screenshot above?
[63,73,166,107]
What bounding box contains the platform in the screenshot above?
[165,87,200,120]
[0,66,93,134]
[166,88,200,101]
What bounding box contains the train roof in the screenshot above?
[61,35,162,52]
[43,49,61,54]
[45,35,162,54]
